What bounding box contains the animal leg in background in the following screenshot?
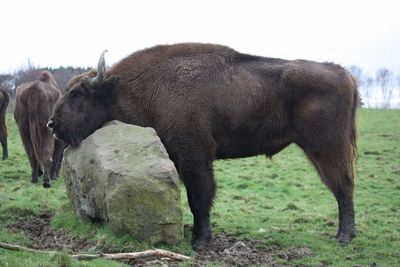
[19,128,41,183]
[28,155,40,183]
[50,139,66,180]
[0,135,7,160]
[40,134,54,188]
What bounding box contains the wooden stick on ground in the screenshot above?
[0,241,190,262]
[0,242,56,255]
[72,249,191,261]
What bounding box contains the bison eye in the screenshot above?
[70,89,86,99]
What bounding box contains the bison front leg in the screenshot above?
[180,160,216,250]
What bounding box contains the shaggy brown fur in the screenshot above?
[0,88,10,160]
[49,43,358,249]
[14,71,63,187]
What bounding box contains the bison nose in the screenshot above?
[47,118,55,130]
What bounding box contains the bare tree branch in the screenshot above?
[376,67,394,108]
[348,65,364,88]
[363,74,374,108]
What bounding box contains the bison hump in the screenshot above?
[38,71,52,82]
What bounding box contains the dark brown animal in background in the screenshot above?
[48,43,358,249]
[15,71,63,187]
[0,88,10,160]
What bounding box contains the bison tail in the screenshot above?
[349,76,358,179]
[28,93,43,165]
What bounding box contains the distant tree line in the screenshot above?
[0,62,399,108]
[348,66,400,109]
[0,61,90,98]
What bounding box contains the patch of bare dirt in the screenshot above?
[6,213,314,266]
[7,210,92,252]
[191,232,314,267]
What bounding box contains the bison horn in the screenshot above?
[90,50,108,85]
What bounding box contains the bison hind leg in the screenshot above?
[300,141,356,245]
[28,158,40,184]
[42,159,53,188]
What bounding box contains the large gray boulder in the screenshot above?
[62,120,183,244]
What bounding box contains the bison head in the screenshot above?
[47,51,120,147]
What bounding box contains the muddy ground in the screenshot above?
[7,211,314,266]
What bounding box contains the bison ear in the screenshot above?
[89,76,121,99]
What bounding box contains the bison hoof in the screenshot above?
[192,239,209,251]
[43,182,51,188]
[31,178,38,184]
[192,234,213,251]
[338,232,356,246]
[2,155,7,161]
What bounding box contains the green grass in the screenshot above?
[1,109,399,266]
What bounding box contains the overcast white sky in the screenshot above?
[0,0,399,76]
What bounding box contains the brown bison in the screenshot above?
[0,87,10,160]
[15,71,63,187]
[48,43,358,249]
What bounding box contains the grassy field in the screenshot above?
[0,109,399,266]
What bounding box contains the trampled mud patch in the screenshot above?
[191,231,314,267]
[6,210,92,252]
[6,213,314,266]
